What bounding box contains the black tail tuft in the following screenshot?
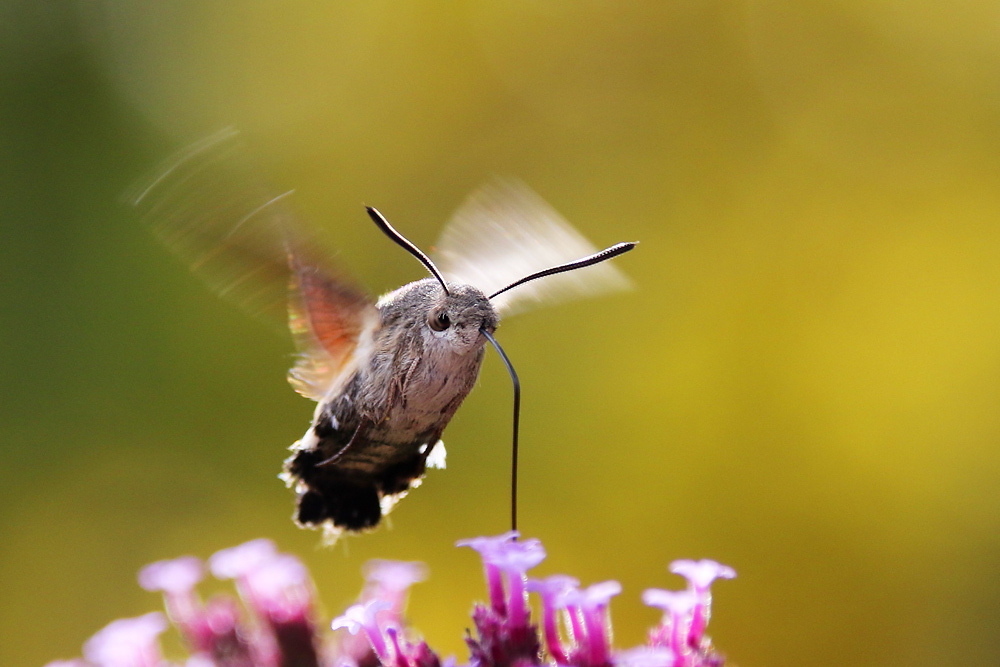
[295,482,382,531]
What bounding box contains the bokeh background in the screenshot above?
[4,1,1000,665]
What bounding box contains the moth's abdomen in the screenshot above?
[282,417,439,532]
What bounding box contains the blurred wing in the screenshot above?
[129,128,378,401]
[432,179,632,316]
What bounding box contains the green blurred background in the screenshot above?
[3,1,1000,665]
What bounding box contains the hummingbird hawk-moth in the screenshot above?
[133,129,635,539]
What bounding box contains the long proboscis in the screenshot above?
[488,241,637,301]
[481,328,521,533]
[366,206,451,295]
[482,240,636,533]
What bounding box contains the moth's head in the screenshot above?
[430,282,499,352]
[380,279,498,355]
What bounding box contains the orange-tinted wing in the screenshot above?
[287,251,379,400]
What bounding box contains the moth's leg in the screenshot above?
[398,358,421,410]
[317,416,370,467]
[383,357,419,415]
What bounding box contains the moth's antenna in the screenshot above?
[489,242,637,301]
[366,206,450,295]
[481,327,520,533]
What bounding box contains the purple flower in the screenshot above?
[459,532,548,667]
[669,559,734,656]
[137,556,214,654]
[48,535,734,667]
[363,560,428,592]
[641,590,698,616]
[139,556,205,594]
[82,612,168,667]
[333,600,393,663]
[198,596,256,667]
[642,590,697,660]
[362,559,429,612]
[208,539,278,580]
[458,532,545,628]
[555,581,621,667]
[527,576,580,663]
[641,560,735,667]
[185,657,217,667]
[613,647,677,667]
[667,561,735,594]
[528,575,618,666]
[334,559,430,667]
[242,554,312,620]
[456,531,520,615]
[332,598,443,667]
[239,553,320,666]
[385,627,442,667]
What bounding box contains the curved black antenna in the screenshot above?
[489,241,637,301]
[366,206,450,295]
[481,327,520,533]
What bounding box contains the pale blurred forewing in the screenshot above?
[433,179,632,316]
[130,128,377,401]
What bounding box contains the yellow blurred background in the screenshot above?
[3,1,1000,665]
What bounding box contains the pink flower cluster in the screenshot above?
[454,532,733,667]
[47,534,733,667]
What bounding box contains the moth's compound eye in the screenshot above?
[428,310,450,332]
